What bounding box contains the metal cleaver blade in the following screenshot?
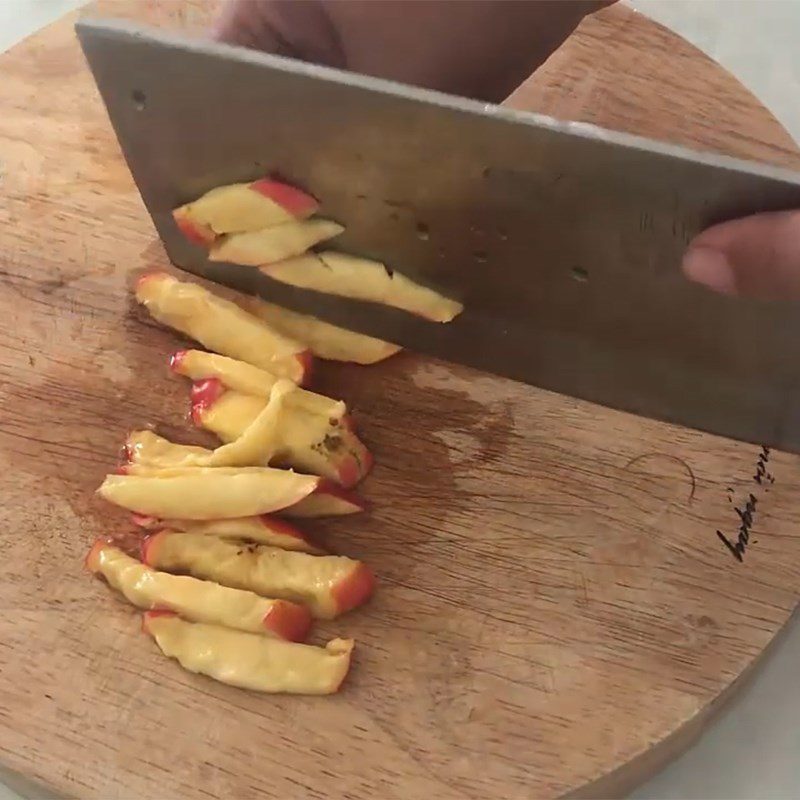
[76,18,800,453]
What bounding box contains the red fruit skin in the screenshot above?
[190,378,226,425]
[141,608,178,634]
[248,179,318,218]
[169,350,188,374]
[316,481,368,513]
[259,515,307,541]
[295,349,314,387]
[140,531,166,567]
[330,563,376,616]
[131,513,163,531]
[84,539,109,573]
[121,440,134,464]
[334,455,362,490]
[331,418,373,488]
[135,271,170,293]
[360,448,375,478]
[172,209,215,246]
[262,600,313,642]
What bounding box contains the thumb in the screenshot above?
[682,210,800,300]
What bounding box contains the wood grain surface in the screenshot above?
[1,2,799,798]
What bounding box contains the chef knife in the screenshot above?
[76,19,800,452]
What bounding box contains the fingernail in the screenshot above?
[681,247,737,295]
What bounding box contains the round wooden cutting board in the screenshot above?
[1,2,799,798]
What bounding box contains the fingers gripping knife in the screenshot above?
[76,19,800,451]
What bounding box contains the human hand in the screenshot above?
[212,0,612,103]
[683,210,800,300]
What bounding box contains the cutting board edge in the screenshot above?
[565,601,800,799]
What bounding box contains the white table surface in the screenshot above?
[2,1,798,798]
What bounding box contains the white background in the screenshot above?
[1,1,798,797]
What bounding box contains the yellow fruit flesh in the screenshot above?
[145,614,352,694]
[179,183,294,233]
[99,469,318,519]
[277,406,354,480]
[148,532,359,618]
[262,251,463,323]
[210,219,343,266]
[199,380,292,466]
[90,544,282,635]
[198,389,363,484]
[127,431,210,466]
[248,299,402,364]
[178,350,278,397]
[127,380,292,469]
[201,392,265,443]
[136,274,306,380]
[177,349,344,417]
[280,491,363,518]
[152,517,322,554]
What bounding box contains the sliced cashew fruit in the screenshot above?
[136,272,312,383]
[190,385,371,487]
[99,467,320,519]
[86,540,311,640]
[143,611,353,695]
[131,513,322,554]
[210,219,343,265]
[247,298,402,364]
[172,178,318,243]
[142,532,375,619]
[171,349,344,417]
[261,251,463,323]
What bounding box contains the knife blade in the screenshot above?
[76,18,800,452]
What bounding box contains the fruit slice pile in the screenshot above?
[90,177,463,696]
[137,272,313,382]
[174,175,464,360]
[87,541,312,639]
[143,611,354,695]
[173,178,320,245]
